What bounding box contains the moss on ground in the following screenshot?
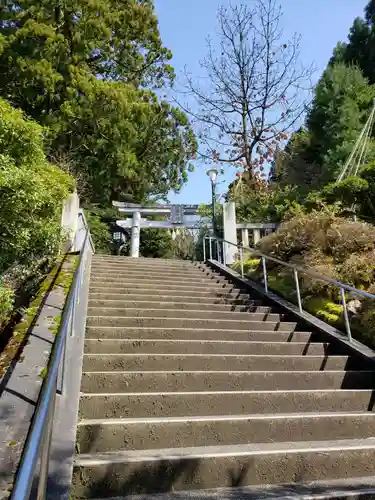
[0,254,78,378]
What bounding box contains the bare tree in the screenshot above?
[182,0,314,179]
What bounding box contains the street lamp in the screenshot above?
[206,169,218,237]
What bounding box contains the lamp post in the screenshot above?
[206,169,218,237]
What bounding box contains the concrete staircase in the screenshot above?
[72,256,375,499]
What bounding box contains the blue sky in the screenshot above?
[154,0,365,205]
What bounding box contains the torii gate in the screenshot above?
[113,202,203,259]
[113,201,277,263]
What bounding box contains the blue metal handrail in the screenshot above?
[10,215,93,499]
[204,235,375,342]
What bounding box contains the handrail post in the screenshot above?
[209,237,213,260]
[223,241,227,266]
[293,268,303,313]
[239,246,244,278]
[340,287,352,342]
[262,256,268,293]
[203,237,206,262]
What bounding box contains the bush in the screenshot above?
[85,212,113,254]
[0,99,74,273]
[338,251,375,287]
[325,220,375,259]
[0,285,14,328]
[257,210,336,261]
[252,209,375,347]
[0,98,74,328]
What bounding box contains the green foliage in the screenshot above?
[0,0,196,206]
[53,77,196,204]
[0,285,14,328]
[323,177,369,206]
[85,213,112,255]
[140,229,173,259]
[170,230,197,261]
[227,171,303,224]
[0,0,174,119]
[280,64,375,191]
[0,98,74,272]
[331,3,375,85]
[0,98,73,328]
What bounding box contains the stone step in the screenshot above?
[72,438,375,497]
[90,273,227,286]
[87,292,259,305]
[80,370,375,394]
[82,353,348,373]
[90,283,249,298]
[91,256,199,267]
[89,285,249,298]
[86,307,281,322]
[85,317,294,331]
[85,327,308,341]
[89,276,229,290]
[77,412,375,453]
[67,476,375,500]
[83,339,328,356]
[87,299,269,313]
[90,268,212,280]
[78,389,372,420]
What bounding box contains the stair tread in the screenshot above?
[75,437,375,465]
[81,387,366,396]
[80,369,374,374]
[78,411,375,426]
[84,339,323,345]
[78,476,375,499]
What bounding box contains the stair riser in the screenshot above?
[90,270,212,280]
[72,449,375,497]
[90,276,227,287]
[88,286,248,298]
[86,308,280,322]
[78,390,372,419]
[87,293,257,305]
[81,371,375,394]
[77,414,375,453]
[88,300,268,313]
[91,257,201,266]
[85,327,310,342]
[85,317,293,330]
[83,340,327,356]
[82,354,348,373]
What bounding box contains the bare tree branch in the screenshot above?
[180,0,315,178]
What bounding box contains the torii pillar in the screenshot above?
[223,202,238,265]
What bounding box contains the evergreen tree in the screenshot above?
[281,64,375,190]
[0,1,196,205]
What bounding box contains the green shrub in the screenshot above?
[337,251,375,287]
[0,98,74,329]
[0,285,14,328]
[0,99,74,274]
[257,210,335,261]
[326,221,375,259]
[85,212,113,254]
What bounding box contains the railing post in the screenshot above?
[239,246,244,278]
[203,237,206,262]
[36,383,56,500]
[293,268,303,313]
[262,256,268,293]
[209,237,213,260]
[223,241,227,266]
[340,287,352,342]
